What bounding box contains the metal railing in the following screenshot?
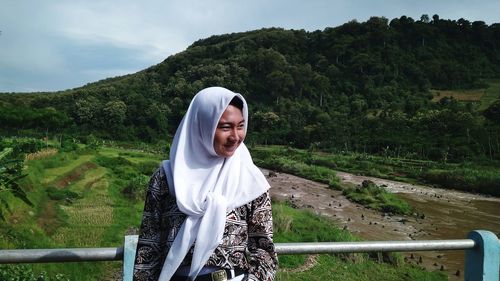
[1,230,499,281]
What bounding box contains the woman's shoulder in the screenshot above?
[147,165,171,197]
[242,190,271,211]
[149,166,165,184]
[253,190,271,203]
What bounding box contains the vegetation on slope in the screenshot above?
[1,15,500,162]
[0,140,164,280]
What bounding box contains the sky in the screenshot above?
[1,0,499,93]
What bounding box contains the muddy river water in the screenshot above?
[265,169,500,280]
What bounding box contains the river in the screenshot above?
[265,169,500,280]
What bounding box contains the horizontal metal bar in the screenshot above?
[0,247,124,264]
[0,239,477,264]
[275,239,476,255]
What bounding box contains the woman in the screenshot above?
[133,87,277,281]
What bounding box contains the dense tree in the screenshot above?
[1,16,500,161]
[483,100,500,123]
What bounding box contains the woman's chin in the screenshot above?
[218,146,239,157]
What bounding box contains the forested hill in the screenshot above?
[1,15,500,161]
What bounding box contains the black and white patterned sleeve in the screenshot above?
[246,191,277,281]
[133,168,168,281]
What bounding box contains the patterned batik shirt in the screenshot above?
[133,167,277,281]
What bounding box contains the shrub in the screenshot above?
[344,184,413,215]
[0,137,46,157]
[60,138,79,152]
[328,178,343,190]
[122,174,149,200]
[137,161,160,176]
[423,167,500,196]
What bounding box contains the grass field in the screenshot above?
[1,145,447,280]
[0,146,163,280]
[479,79,500,110]
[431,79,500,111]
[431,88,485,102]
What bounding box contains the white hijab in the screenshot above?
[159,87,270,280]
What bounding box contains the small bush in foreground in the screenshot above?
[0,265,69,281]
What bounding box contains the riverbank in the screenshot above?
[265,169,500,281]
[251,146,500,197]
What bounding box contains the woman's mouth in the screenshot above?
[224,143,239,151]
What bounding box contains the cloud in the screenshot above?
[1,0,499,92]
[52,1,194,61]
[1,1,181,91]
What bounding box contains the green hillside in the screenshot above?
[1,15,500,161]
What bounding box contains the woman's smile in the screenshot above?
[214,104,246,157]
[224,142,240,151]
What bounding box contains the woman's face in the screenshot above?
[214,104,245,157]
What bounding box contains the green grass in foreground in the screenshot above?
[273,202,446,281]
[0,146,163,280]
[1,144,445,280]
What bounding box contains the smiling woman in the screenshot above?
[133,87,277,281]
[214,97,246,158]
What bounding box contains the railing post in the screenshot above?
[123,235,139,281]
[465,230,500,281]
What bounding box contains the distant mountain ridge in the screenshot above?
[1,15,500,161]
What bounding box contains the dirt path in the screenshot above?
[37,201,60,235]
[53,162,97,188]
[38,162,99,236]
[265,169,500,280]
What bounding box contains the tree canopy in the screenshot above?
[1,15,500,161]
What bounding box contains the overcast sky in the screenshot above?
[1,0,499,93]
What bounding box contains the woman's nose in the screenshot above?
[229,128,239,141]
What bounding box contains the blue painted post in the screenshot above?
[465,230,500,281]
[123,235,139,281]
